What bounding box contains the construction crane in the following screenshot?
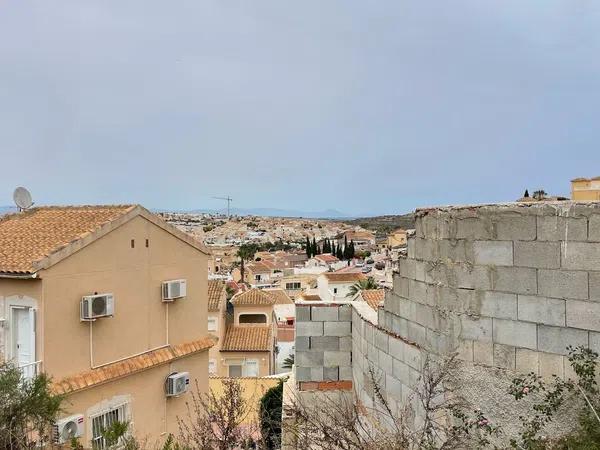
[213,196,233,218]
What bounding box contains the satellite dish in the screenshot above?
[13,187,33,210]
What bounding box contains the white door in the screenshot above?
[11,307,35,371]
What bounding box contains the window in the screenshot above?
[333,288,338,294]
[285,282,301,290]
[238,313,267,324]
[209,359,217,374]
[255,274,262,281]
[229,365,242,377]
[208,317,217,332]
[91,403,128,449]
[244,359,259,377]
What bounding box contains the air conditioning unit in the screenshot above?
[81,294,114,321]
[53,414,84,444]
[166,372,190,397]
[162,279,187,302]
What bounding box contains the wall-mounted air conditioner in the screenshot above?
[165,372,190,397]
[53,414,84,444]
[162,279,187,302]
[81,294,114,321]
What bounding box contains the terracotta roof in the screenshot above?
[299,294,322,301]
[231,288,277,306]
[315,254,339,263]
[264,289,293,305]
[221,326,272,352]
[0,205,208,275]
[208,280,226,311]
[246,261,272,274]
[360,289,385,311]
[322,272,366,284]
[53,336,215,394]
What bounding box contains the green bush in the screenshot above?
[259,380,283,450]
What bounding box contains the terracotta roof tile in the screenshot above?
[264,289,293,305]
[323,272,367,284]
[208,280,226,311]
[299,294,322,301]
[0,205,136,274]
[230,288,276,306]
[221,326,272,352]
[360,289,385,311]
[53,336,215,395]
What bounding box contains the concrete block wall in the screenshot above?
[383,202,600,378]
[295,302,353,388]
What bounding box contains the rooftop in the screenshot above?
[322,272,366,284]
[231,288,277,306]
[360,289,385,311]
[221,325,272,352]
[208,280,226,311]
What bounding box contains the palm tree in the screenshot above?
[346,277,379,298]
[237,243,258,283]
[282,354,294,369]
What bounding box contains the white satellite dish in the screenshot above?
[13,187,34,211]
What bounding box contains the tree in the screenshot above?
[311,237,318,257]
[237,243,258,284]
[349,240,356,259]
[331,242,336,257]
[533,189,547,200]
[346,277,379,297]
[0,363,64,450]
[305,237,311,258]
[336,245,343,260]
[282,354,295,369]
[178,378,255,450]
[343,236,349,260]
[524,189,530,198]
[260,380,284,450]
[323,239,330,253]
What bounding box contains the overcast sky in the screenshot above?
[1,1,599,216]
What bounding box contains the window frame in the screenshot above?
[90,402,129,450]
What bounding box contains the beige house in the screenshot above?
[207,280,227,375]
[571,177,600,201]
[0,205,213,447]
[217,289,285,377]
[387,228,407,248]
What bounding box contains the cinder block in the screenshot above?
[339,366,353,381]
[492,267,537,295]
[296,367,312,382]
[339,305,352,321]
[537,215,587,242]
[296,351,324,367]
[392,358,410,384]
[460,316,493,342]
[479,291,517,320]
[453,264,492,290]
[378,350,393,373]
[473,341,494,365]
[537,325,588,355]
[473,240,513,266]
[386,374,403,400]
[518,295,566,326]
[514,241,560,269]
[296,321,324,337]
[296,336,310,351]
[311,367,324,381]
[296,305,311,322]
[339,336,352,351]
[407,238,416,259]
[562,242,600,271]
[310,336,339,351]
[566,300,600,331]
[409,279,427,304]
[324,321,351,336]
[407,321,426,345]
[590,272,600,302]
[456,339,474,362]
[516,348,539,374]
[388,336,404,361]
[323,351,351,367]
[404,344,422,370]
[589,332,600,354]
[323,367,339,381]
[374,329,389,352]
[312,306,338,322]
[539,352,564,378]
[438,239,472,263]
[415,303,434,328]
[415,260,426,282]
[538,269,588,300]
[492,318,537,350]
[456,217,492,240]
[393,274,410,299]
[495,213,536,241]
[493,343,516,370]
[589,214,600,241]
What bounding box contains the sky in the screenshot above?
[1,1,599,216]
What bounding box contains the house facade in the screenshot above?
[571,177,600,201]
[207,280,228,375]
[317,272,366,302]
[0,205,213,447]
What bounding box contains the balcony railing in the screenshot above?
[18,361,43,380]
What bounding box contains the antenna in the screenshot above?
[13,187,34,211]
[212,196,233,218]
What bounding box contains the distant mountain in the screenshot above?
[341,213,415,235]
[187,207,351,219]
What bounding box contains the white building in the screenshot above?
[317,272,367,302]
